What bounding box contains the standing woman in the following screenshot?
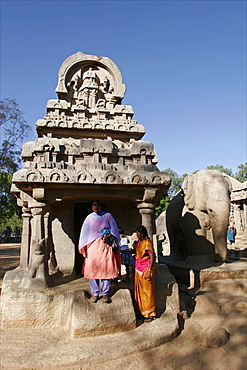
[134,225,156,322]
[78,200,120,303]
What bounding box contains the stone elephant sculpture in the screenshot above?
[166,170,231,263]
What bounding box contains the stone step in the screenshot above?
[202,278,247,294]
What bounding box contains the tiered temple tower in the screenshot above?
[11,52,171,286]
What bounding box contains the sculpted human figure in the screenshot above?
[81,67,99,90]
[101,76,110,93]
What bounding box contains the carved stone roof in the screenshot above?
[12,52,170,203]
[36,52,145,141]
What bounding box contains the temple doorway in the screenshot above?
[74,201,107,274]
[74,202,91,274]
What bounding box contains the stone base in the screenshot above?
[1,269,136,338]
[1,264,180,340]
[0,264,181,368]
[160,256,247,288]
[70,289,136,338]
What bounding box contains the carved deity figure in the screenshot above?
[67,66,116,110]
[80,67,99,90]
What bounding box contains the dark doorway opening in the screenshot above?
[74,202,107,274]
[74,202,91,274]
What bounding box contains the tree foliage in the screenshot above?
[0,98,31,172]
[205,164,234,177]
[155,168,188,217]
[162,168,188,198]
[235,163,247,182]
[0,171,21,221]
[156,163,246,218]
[0,99,32,230]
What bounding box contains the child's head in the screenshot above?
[118,226,124,235]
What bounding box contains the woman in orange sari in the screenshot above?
[134,225,156,322]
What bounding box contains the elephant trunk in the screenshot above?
[209,203,230,262]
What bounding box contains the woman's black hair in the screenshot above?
[136,225,149,239]
[91,200,102,207]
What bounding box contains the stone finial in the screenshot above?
[55,51,126,106]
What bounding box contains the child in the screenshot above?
[118,227,135,281]
[227,221,237,245]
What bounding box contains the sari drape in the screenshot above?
[78,211,120,279]
[78,211,120,250]
[134,239,156,318]
[82,237,119,279]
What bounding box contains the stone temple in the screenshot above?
[10,52,171,288]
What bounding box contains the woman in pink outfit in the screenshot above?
[78,200,120,303]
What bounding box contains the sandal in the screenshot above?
[144,317,153,323]
[144,316,157,323]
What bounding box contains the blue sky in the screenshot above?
[1,0,246,175]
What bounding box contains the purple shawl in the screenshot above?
[78,211,120,251]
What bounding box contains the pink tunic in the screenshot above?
[78,211,120,279]
[82,237,119,279]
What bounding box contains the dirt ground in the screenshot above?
[0,244,246,370]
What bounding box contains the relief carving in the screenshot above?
[13,52,170,195]
[102,170,122,184]
[26,170,44,182]
[66,66,114,111]
[9,51,172,297]
[49,170,68,183]
[130,172,147,184]
[76,170,95,183]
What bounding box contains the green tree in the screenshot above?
[156,169,188,217]
[205,164,234,177]
[235,163,247,182]
[0,99,32,231]
[0,171,21,221]
[162,168,188,198]
[0,98,31,172]
[155,194,170,218]
[155,162,246,218]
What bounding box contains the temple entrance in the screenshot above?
[74,201,107,274]
[8,50,170,293]
[74,202,91,274]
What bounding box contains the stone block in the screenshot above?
[69,289,136,338]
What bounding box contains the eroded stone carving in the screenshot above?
[35,52,145,140]
[1,52,174,338]
[9,51,171,291]
[166,170,231,263]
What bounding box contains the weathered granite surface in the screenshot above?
[1,264,180,340]
[8,52,170,291]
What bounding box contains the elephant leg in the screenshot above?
[182,211,215,259]
[213,232,228,262]
[167,223,187,260]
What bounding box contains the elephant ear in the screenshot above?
[222,173,238,192]
[182,174,196,210]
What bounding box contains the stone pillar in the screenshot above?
[243,203,247,232]
[137,202,156,241]
[23,202,52,289]
[19,207,32,269]
[233,203,242,233]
